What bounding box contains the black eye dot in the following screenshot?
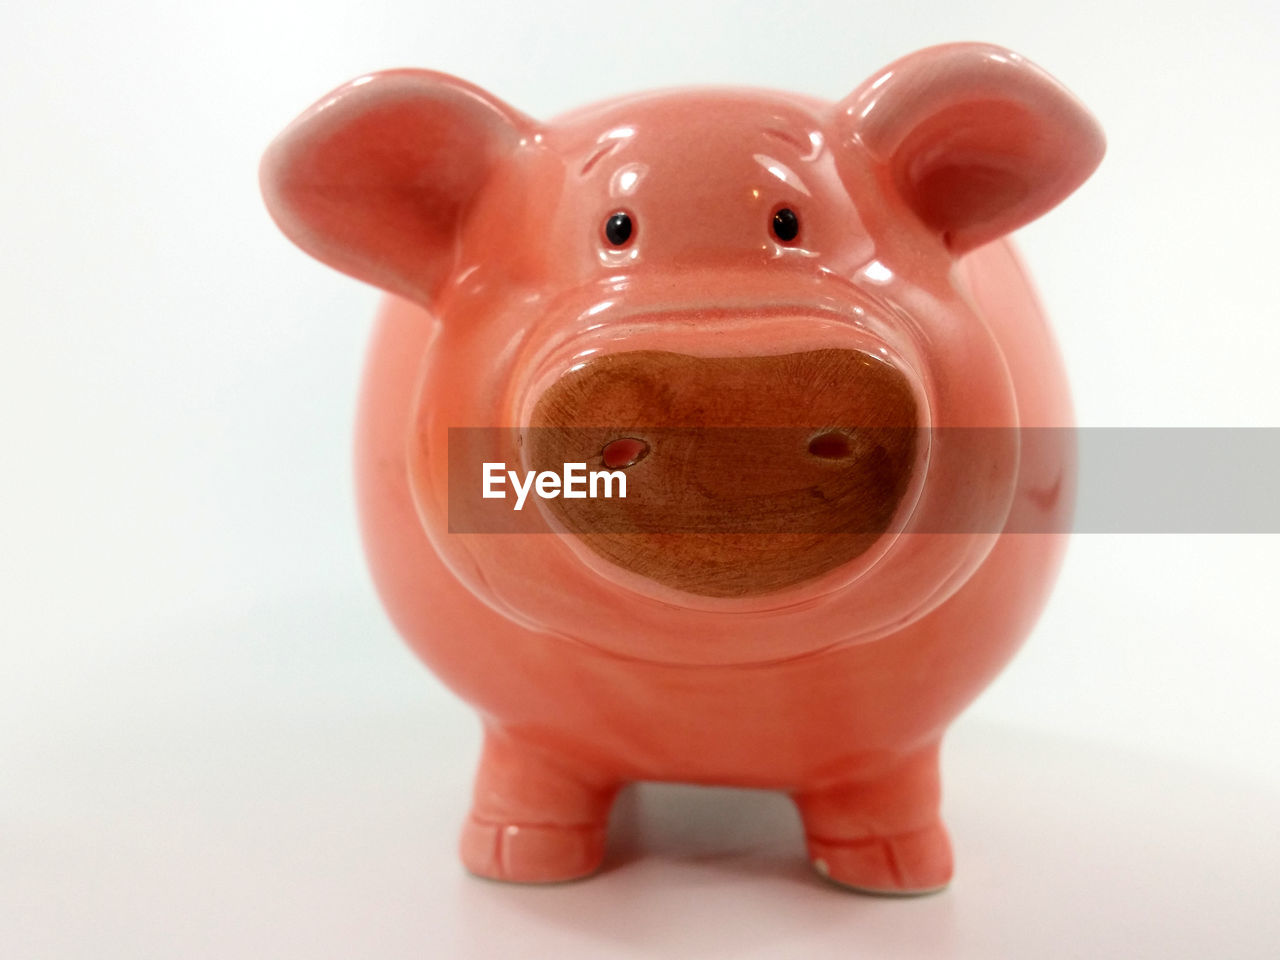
[772,207,800,243]
[604,211,633,247]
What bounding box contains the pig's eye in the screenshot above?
[772,207,800,243]
[604,211,634,247]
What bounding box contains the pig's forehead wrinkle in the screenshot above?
[543,91,828,170]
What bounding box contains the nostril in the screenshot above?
[808,430,853,460]
[602,437,649,469]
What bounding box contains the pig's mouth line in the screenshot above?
[540,619,873,669]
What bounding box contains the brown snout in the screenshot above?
[527,349,919,598]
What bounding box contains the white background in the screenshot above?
[2,1,1277,957]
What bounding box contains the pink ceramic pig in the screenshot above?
[261,42,1103,893]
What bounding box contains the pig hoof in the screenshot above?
[460,816,607,884]
[807,822,953,895]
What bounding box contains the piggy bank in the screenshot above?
[261,42,1103,893]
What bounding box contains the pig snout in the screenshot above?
[525,347,921,598]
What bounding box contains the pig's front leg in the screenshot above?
[460,726,620,883]
[793,742,952,895]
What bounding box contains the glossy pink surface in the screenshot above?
[261,43,1104,893]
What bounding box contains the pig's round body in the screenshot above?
[262,43,1101,893]
[354,240,1074,891]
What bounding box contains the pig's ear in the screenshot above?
[260,70,533,304]
[835,43,1104,255]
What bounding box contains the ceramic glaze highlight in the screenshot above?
[261,43,1104,893]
